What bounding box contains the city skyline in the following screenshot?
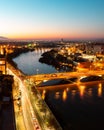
[0,0,104,40]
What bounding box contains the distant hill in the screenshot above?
[0,36,9,40]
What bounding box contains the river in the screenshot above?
[13,49,104,130]
[13,49,57,75]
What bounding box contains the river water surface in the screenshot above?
[13,50,104,130]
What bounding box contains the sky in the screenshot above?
[0,0,104,40]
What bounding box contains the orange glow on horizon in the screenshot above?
[4,31,103,40]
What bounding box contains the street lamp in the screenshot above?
[36,69,39,74]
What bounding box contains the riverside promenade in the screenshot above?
[7,63,62,130]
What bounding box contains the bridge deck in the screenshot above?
[26,70,104,82]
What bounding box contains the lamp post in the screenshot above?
[36,69,39,74]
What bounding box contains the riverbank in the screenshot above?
[7,48,34,69]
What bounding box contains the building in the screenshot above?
[0,46,7,74]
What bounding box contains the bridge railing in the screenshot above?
[25,79,62,130]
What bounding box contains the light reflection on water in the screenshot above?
[62,90,67,101]
[79,85,85,99]
[98,83,102,97]
[40,82,103,102]
[40,82,104,130]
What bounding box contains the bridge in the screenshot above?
[26,70,104,84]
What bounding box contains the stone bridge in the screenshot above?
[26,70,104,84]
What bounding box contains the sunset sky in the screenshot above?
[0,0,104,40]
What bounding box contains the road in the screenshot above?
[7,66,41,130]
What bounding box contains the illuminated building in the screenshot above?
[0,46,7,74]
